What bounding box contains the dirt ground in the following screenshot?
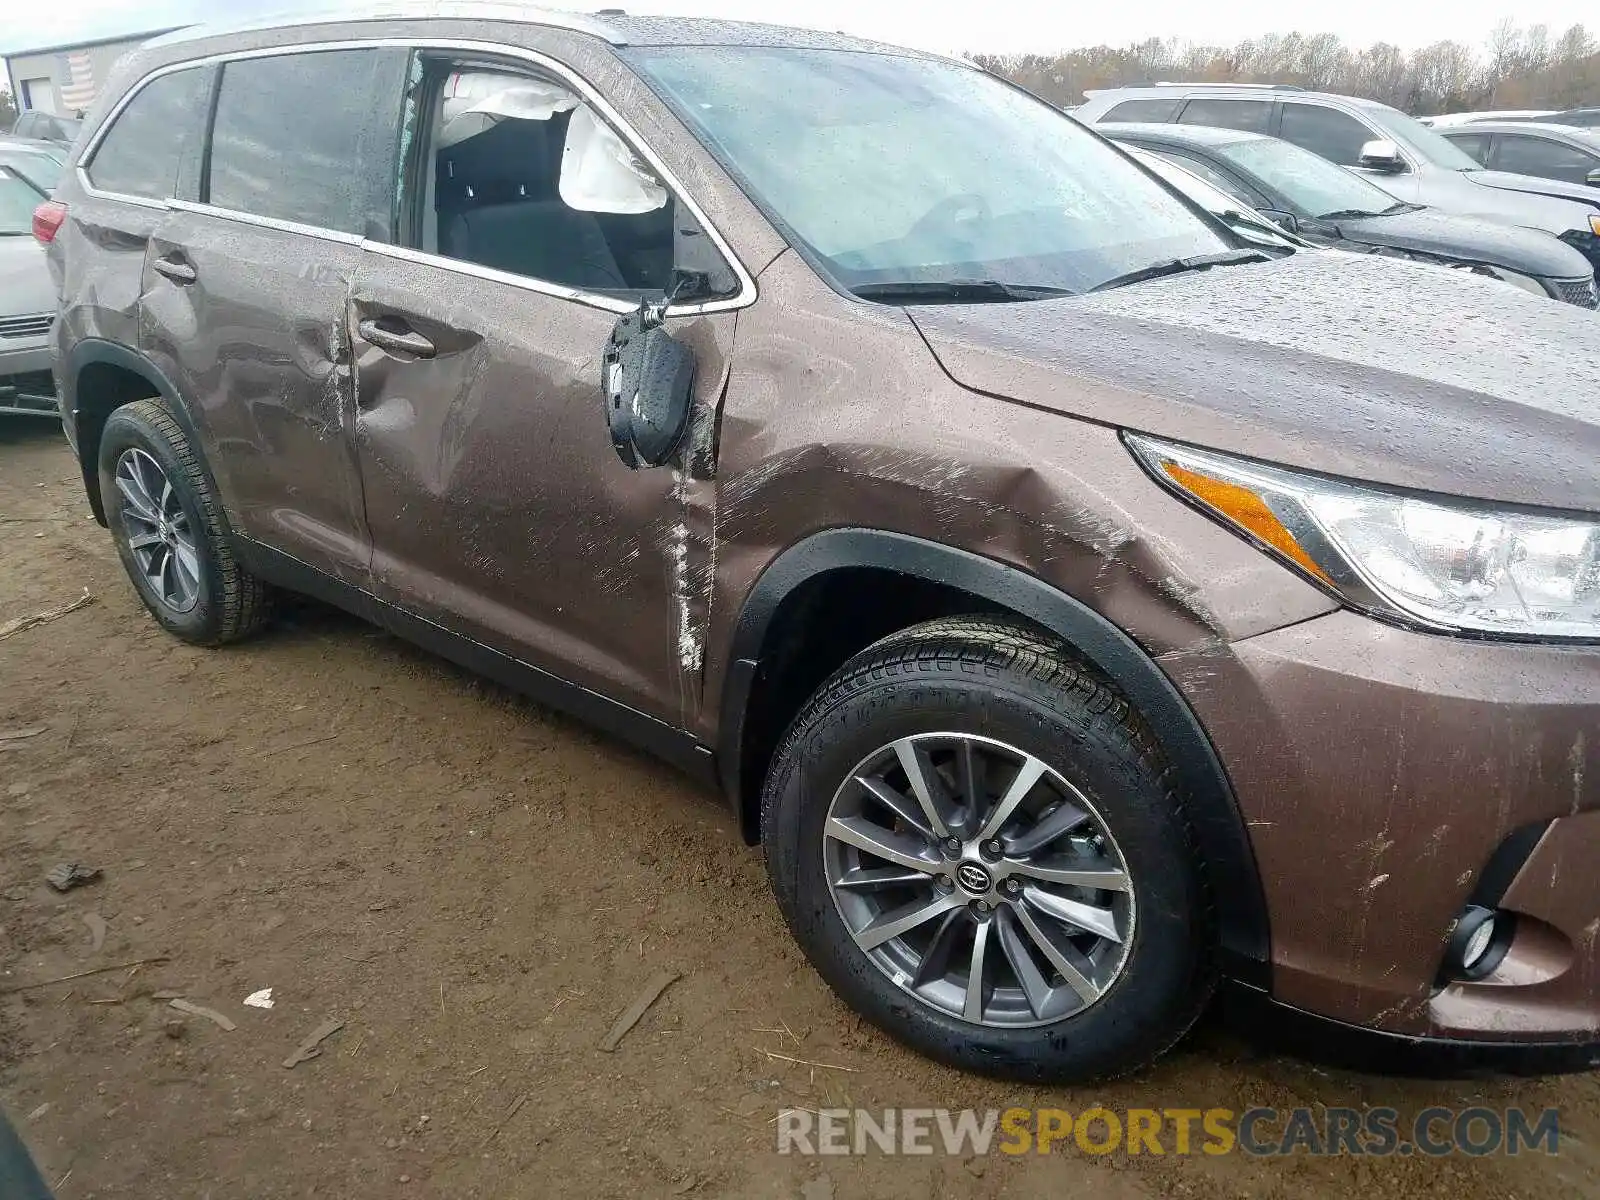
[1,418,1597,1199]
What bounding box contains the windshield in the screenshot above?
[1213,137,1401,218]
[625,48,1229,296]
[0,169,39,235]
[1,151,65,195]
[1361,105,1483,171]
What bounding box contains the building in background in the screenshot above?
[3,29,180,120]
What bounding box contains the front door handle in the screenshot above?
[357,318,436,359]
[152,256,197,285]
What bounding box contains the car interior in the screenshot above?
[419,67,681,296]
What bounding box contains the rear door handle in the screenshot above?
[152,256,197,285]
[357,318,435,359]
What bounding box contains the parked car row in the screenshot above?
[0,138,61,417]
[1079,83,1600,281]
[26,8,1600,1086]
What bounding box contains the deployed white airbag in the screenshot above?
[559,104,668,214]
[438,71,578,147]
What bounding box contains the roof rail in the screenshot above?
[1151,81,1303,90]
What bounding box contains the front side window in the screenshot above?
[626,48,1229,296]
[1213,136,1405,219]
[208,49,408,237]
[1155,150,1262,207]
[1178,98,1273,134]
[85,67,211,199]
[404,64,735,297]
[1445,132,1491,165]
[1278,104,1373,167]
[1494,134,1599,183]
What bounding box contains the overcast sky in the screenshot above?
[4,0,1594,57]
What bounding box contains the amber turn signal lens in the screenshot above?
[1160,461,1333,584]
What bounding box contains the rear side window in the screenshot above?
[1178,98,1273,134]
[1100,98,1181,123]
[1278,103,1374,166]
[1494,133,1600,183]
[86,67,211,199]
[207,48,408,237]
[1446,131,1491,165]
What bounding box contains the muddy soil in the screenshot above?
[2,420,1597,1198]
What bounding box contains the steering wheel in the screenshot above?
[907,192,992,241]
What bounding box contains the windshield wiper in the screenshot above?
[1089,249,1267,294]
[849,279,1074,303]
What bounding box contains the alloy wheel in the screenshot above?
[823,732,1136,1028]
[114,447,201,613]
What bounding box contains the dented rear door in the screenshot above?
[141,46,410,586]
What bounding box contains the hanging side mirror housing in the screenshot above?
[602,297,697,469]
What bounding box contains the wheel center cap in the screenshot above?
[955,861,992,895]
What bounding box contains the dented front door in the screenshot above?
[346,251,735,726]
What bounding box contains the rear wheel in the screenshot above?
[98,398,270,645]
[761,616,1213,1081]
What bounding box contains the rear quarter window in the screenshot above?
[1100,98,1181,123]
[85,66,212,199]
[207,48,408,237]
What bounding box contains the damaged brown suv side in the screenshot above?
[39,8,1600,1081]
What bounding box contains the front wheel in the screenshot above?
[761,617,1214,1082]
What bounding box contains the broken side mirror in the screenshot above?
[602,294,698,469]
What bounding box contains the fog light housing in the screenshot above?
[1444,904,1513,981]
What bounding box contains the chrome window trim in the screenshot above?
[76,37,758,318]
[166,199,367,246]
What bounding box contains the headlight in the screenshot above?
[1589,213,1600,237]
[1127,434,1600,641]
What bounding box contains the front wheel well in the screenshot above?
[717,529,1271,985]
[731,567,1016,838]
[72,360,162,524]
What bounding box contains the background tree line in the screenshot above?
[972,19,1600,115]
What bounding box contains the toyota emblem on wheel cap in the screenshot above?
[956,862,992,894]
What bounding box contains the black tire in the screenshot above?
[98,398,270,645]
[761,616,1214,1082]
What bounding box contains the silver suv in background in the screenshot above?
[0,164,57,416]
[1077,85,1600,276]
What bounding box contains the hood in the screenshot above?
[0,236,53,320]
[1471,168,1600,211]
[1332,208,1592,278]
[909,250,1600,513]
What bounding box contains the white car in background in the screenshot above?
[0,163,58,417]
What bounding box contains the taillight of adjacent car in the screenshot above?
[31,201,67,245]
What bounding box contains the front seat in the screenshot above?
[445,200,627,292]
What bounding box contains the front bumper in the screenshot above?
[1161,611,1600,1046]
[0,339,56,416]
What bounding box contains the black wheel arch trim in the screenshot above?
[63,338,220,527]
[717,527,1271,985]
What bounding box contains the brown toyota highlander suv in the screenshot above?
[35,7,1600,1082]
